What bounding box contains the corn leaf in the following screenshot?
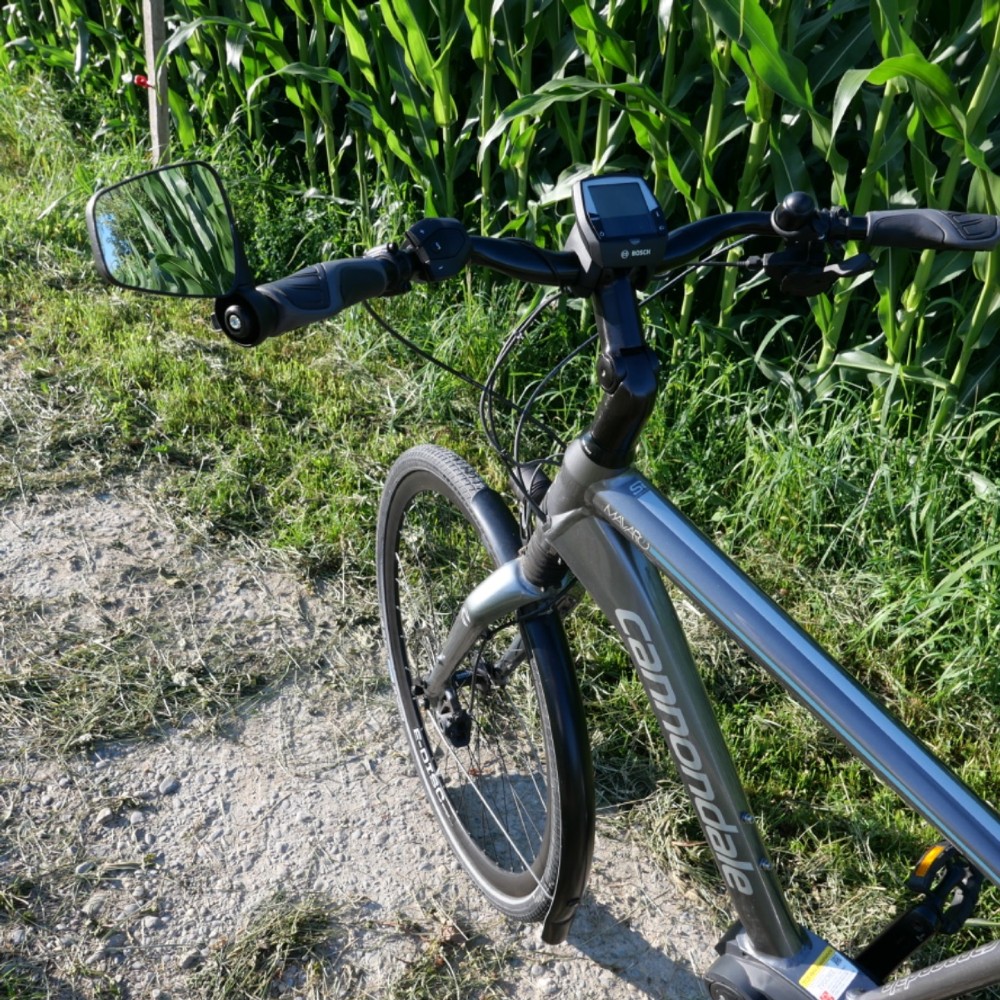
[698,0,812,112]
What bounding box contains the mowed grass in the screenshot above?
[5,72,1000,987]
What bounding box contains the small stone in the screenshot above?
[158,776,180,796]
[85,946,106,965]
[58,776,72,789]
[105,932,127,952]
[128,810,144,826]
[95,807,114,825]
[75,861,96,875]
[142,915,163,931]
[179,948,204,970]
[81,893,106,918]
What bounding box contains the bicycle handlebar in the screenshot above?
[468,236,582,286]
[217,197,1000,347]
[664,204,1000,265]
[217,253,414,346]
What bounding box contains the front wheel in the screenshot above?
[376,445,593,937]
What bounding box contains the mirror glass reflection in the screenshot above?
[90,162,240,297]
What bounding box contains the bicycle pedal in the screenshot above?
[854,842,983,983]
[906,841,982,934]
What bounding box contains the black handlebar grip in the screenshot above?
[217,257,395,345]
[866,210,1000,251]
[257,258,392,333]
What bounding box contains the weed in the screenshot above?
[194,893,339,1000]
[387,904,514,1000]
[0,956,51,1000]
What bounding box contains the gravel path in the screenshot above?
[0,486,715,998]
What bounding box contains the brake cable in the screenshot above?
[366,235,761,521]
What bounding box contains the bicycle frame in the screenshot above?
[562,443,1000,1000]
[424,269,1000,999]
[431,437,1000,999]
[85,163,1000,999]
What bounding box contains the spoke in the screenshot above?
[427,705,552,897]
[468,668,547,850]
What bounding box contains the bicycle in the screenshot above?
[88,160,1000,1000]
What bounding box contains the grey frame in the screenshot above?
[429,437,1000,999]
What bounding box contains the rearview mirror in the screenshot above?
[86,161,249,298]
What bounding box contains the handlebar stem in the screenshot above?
[582,277,660,468]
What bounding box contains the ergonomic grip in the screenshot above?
[866,210,1000,251]
[217,256,396,346]
[257,257,393,333]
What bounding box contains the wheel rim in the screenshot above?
[389,484,553,888]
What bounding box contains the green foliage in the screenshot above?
[6,0,1000,428]
[6,64,1000,982]
[0,958,50,1000]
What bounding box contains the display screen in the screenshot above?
[586,180,657,238]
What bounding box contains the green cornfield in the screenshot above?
[4,0,1000,428]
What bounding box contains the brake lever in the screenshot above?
[780,252,876,296]
[745,249,876,296]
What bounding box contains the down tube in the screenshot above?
[551,513,805,959]
[587,474,1000,890]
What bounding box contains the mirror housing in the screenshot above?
[86,161,252,298]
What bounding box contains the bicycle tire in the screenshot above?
[376,445,594,936]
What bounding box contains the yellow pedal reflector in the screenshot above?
[914,844,947,880]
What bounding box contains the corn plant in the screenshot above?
[6,0,1000,429]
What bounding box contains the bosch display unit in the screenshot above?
[570,174,668,271]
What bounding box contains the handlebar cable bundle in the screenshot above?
[367,234,764,528]
[480,291,569,512]
[361,294,566,486]
[475,237,588,515]
[639,235,760,308]
[510,329,598,507]
[491,240,751,521]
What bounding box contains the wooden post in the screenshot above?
[142,0,169,164]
